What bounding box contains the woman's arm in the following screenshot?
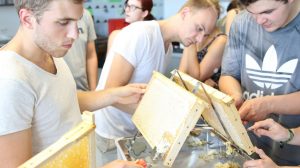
[198,35,227,81]
[179,34,227,84]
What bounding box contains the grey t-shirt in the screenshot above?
[64,9,97,91]
[222,11,300,165]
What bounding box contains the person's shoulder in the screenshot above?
[108,30,121,44]
[287,12,300,28]
[83,9,92,18]
[0,51,34,80]
[80,9,93,24]
[232,10,252,23]
[227,9,238,18]
[109,30,121,39]
[229,10,257,34]
[120,21,158,39]
[0,50,21,65]
[124,20,158,31]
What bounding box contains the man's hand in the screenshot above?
[101,160,144,168]
[231,93,244,110]
[243,147,279,168]
[248,118,289,142]
[204,78,218,88]
[239,96,273,122]
[112,83,147,105]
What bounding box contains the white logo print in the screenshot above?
[246,45,298,89]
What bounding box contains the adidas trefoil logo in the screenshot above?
[246,45,298,89]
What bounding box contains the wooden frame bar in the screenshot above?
[171,70,254,155]
[132,72,209,167]
[19,111,96,168]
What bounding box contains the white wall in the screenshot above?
[0,6,19,41]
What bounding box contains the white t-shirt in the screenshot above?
[95,20,172,139]
[0,51,82,154]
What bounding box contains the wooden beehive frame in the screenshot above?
[132,72,209,167]
[19,111,96,168]
[171,70,254,155]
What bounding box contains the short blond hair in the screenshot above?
[179,0,220,18]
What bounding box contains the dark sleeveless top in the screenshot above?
[197,33,226,82]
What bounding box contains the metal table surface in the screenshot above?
[116,128,251,168]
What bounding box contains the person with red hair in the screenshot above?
[107,0,155,53]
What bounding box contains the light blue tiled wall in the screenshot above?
[0,0,231,39]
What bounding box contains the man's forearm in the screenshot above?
[77,89,116,112]
[267,92,300,116]
[113,103,138,115]
[219,75,243,99]
[179,45,200,79]
[219,75,244,108]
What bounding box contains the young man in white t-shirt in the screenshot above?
[94,0,221,166]
[0,0,145,167]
